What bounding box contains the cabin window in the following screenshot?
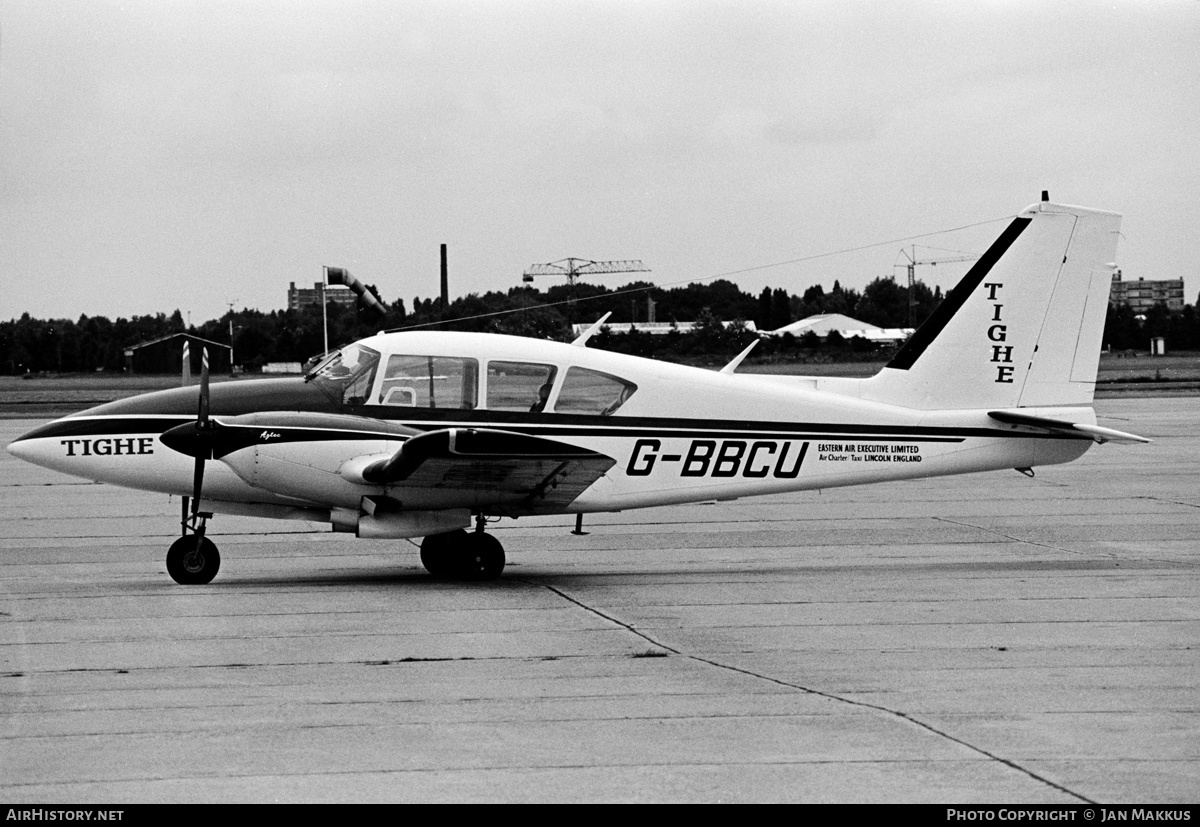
[554,367,637,415]
[487,361,558,412]
[376,355,478,409]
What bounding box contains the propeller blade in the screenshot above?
[190,348,212,520]
[198,347,210,425]
[191,454,206,520]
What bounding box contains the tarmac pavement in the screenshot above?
[0,397,1196,803]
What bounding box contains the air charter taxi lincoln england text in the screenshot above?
[8,197,1148,584]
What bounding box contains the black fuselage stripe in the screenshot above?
[14,417,192,441]
[17,414,1090,445]
[886,215,1032,371]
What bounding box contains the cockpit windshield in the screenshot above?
[306,343,382,407]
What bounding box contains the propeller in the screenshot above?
[190,347,212,525]
[159,347,223,583]
[160,348,216,537]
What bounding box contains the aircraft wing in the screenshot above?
[988,411,1151,444]
[359,428,616,511]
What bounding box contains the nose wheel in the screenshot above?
[420,526,505,581]
[167,534,221,585]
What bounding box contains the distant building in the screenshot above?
[570,321,758,337]
[1109,270,1184,313]
[768,313,913,344]
[122,333,231,374]
[262,362,304,374]
[288,282,358,311]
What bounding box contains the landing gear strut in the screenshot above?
[168,496,221,585]
[419,517,505,581]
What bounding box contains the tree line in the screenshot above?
[2,275,1195,374]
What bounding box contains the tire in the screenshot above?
[166,535,221,585]
[458,532,505,581]
[420,529,468,578]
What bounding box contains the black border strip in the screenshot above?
[886,215,1032,370]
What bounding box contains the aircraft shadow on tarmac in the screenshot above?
[129,555,1147,591]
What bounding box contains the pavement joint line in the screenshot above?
[0,710,877,743]
[533,579,1097,805]
[930,517,1093,557]
[0,653,618,677]
[1134,495,1200,510]
[0,755,1078,792]
[933,516,1200,569]
[13,612,1198,647]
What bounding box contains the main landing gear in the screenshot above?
[167,496,221,585]
[420,516,505,581]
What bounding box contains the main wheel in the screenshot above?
[167,535,220,585]
[420,529,469,578]
[457,532,505,581]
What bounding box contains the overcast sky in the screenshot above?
[2,0,1197,324]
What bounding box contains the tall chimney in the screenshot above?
[440,244,448,310]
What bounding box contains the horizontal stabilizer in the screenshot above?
[988,411,1150,444]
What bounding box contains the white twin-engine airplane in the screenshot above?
[8,198,1149,584]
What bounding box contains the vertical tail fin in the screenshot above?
[861,200,1121,410]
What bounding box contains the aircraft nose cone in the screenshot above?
[6,433,38,462]
[6,418,68,469]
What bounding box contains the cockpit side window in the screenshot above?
[487,362,558,412]
[554,367,637,416]
[376,355,478,409]
[307,344,382,407]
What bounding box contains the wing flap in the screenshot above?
[361,428,616,510]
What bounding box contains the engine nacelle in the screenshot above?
[331,504,471,539]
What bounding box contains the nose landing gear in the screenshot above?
[164,348,221,586]
[167,496,220,585]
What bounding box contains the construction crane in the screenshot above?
[522,258,650,287]
[895,246,976,327]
